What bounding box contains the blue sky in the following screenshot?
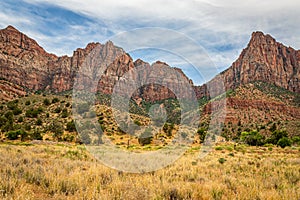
[0,0,299,85]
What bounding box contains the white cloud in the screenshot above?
[2,0,300,83]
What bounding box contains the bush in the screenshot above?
[80,131,91,144]
[25,100,31,106]
[54,106,62,113]
[17,116,23,123]
[32,128,43,140]
[218,158,226,164]
[66,120,76,132]
[52,98,59,103]
[291,136,300,145]
[266,130,288,145]
[24,123,31,131]
[240,130,265,146]
[36,118,42,126]
[138,128,153,146]
[43,98,51,106]
[48,121,64,140]
[4,111,14,121]
[6,130,27,141]
[277,137,291,148]
[197,128,207,143]
[13,107,22,115]
[77,103,89,114]
[25,108,40,118]
[61,108,68,118]
[6,130,19,140]
[7,101,17,110]
[65,102,71,107]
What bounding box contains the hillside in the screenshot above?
[0,25,300,146]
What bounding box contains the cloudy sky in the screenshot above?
[0,0,299,85]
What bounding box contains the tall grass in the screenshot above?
[0,143,299,199]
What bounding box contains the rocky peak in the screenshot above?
[0,25,56,58]
[199,31,300,99]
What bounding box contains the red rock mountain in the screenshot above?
[198,31,300,98]
[0,25,299,103]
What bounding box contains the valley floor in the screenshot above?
[0,142,299,200]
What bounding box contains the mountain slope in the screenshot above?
[198,31,300,98]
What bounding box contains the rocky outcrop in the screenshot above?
[0,25,194,102]
[0,26,299,103]
[198,31,300,98]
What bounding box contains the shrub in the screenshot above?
[80,131,91,144]
[240,130,265,146]
[13,107,22,115]
[48,121,64,140]
[36,118,42,126]
[65,102,71,107]
[54,106,62,113]
[138,128,153,146]
[266,130,288,145]
[17,116,23,123]
[277,137,291,148]
[24,123,31,131]
[4,111,14,121]
[43,98,51,106]
[25,108,39,118]
[197,128,207,143]
[6,130,27,141]
[52,97,59,103]
[6,130,19,140]
[218,158,226,164]
[7,101,17,110]
[61,108,68,118]
[32,128,43,140]
[46,113,50,118]
[25,100,31,106]
[77,103,89,114]
[66,120,76,132]
[291,136,300,145]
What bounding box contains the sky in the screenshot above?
[0,0,299,85]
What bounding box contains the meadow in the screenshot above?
[0,141,299,200]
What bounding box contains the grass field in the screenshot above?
[0,142,299,200]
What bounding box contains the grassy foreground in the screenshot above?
[0,142,299,200]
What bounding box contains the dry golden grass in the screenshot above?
[0,142,299,200]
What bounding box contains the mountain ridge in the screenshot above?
[0,25,299,101]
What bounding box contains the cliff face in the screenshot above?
[200,31,300,98]
[0,26,194,102]
[0,26,299,103]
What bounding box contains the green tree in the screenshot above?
[66,120,76,132]
[240,130,265,146]
[48,121,64,140]
[277,137,291,148]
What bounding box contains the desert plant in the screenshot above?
[17,116,23,123]
[240,130,265,146]
[138,128,153,146]
[31,128,43,140]
[25,100,31,106]
[61,108,68,118]
[43,98,51,106]
[13,107,22,115]
[36,118,43,126]
[48,121,64,140]
[52,97,59,103]
[277,137,291,148]
[66,120,76,132]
